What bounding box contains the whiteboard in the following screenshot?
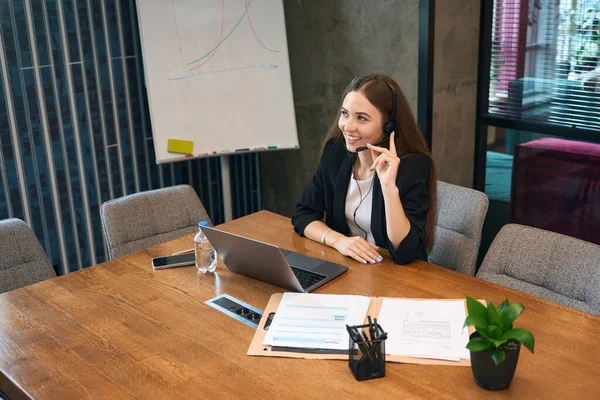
[136,0,299,163]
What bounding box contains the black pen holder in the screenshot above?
[348,323,386,381]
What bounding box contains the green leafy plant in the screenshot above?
[560,5,600,70]
[464,296,535,366]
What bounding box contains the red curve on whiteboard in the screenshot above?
[245,0,280,53]
[189,0,225,71]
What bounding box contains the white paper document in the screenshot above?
[263,293,371,351]
[377,299,470,361]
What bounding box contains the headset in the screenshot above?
[347,76,398,152]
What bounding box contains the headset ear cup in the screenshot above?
[390,119,398,134]
[384,119,398,135]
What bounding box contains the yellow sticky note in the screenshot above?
[167,139,194,154]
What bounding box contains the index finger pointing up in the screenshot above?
[389,132,396,154]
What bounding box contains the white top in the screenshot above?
[345,173,375,243]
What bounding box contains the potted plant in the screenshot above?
[464,296,535,391]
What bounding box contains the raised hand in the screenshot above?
[368,132,400,189]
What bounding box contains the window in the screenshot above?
[487,0,600,131]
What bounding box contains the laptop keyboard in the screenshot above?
[290,266,327,289]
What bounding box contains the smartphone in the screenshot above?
[151,252,195,270]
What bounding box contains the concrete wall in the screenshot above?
[431,1,481,187]
[260,0,420,217]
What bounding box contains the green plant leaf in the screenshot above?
[488,324,501,334]
[466,337,494,352]
[490,349,506,366]
[502,328,535,353]
[463,315,488,331]
[477,327,492,340]
[475,328,495,344]
[496,298,509,316]
[488,338,509,349]
[465,296,488,328]
[486,300,502,338]
[499,302,525,330]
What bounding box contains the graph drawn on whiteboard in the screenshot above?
[136,0,299,163]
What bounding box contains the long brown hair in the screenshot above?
[321,74,438,249]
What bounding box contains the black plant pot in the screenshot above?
[469,333,521,391]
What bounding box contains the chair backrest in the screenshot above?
[477,224,600,316]
[427,181,489,276]
[100,185,211,259]
[0,219,56,294]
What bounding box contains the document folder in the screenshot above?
[248,293,474,366]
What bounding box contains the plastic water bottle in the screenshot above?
[194,221,217,273]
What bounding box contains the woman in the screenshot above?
[292,74,437,265]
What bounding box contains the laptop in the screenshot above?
[200,226,348,292]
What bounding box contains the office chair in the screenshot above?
[0,219,56,294]
[477,224,600,316]
[100,185,211,259]
[427,181,489,276]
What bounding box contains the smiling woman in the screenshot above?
[339,91,386,153]
[292,74,438,265]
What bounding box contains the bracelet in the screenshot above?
[320,229,333,245]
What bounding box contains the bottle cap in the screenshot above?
[198,221,209,228]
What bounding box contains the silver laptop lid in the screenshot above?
[200,226,305,292]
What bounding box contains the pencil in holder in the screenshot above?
[347,321,386,381]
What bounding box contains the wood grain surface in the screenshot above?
[0,211,598,399]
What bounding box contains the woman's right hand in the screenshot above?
[332,236,382,264]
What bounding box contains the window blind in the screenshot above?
[488,0,600,131]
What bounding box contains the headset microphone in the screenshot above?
[356,136,390,152]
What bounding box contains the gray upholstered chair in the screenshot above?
[100,185,211,259]
[427,181,489,276]
[0,219,56,294]
[477,224,600,316]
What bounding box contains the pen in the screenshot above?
[361,330,370,344]
[360,331,375,362]
[345,324,355,337]
[347,325,374,362]
[346,325,360,344]
[235,148,250,152]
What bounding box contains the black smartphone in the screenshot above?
[151,252,195,270]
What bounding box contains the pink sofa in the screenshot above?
[510,138,600,245]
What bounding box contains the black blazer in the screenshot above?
[292,140,431,264]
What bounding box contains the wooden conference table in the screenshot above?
[0,211,599,399]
